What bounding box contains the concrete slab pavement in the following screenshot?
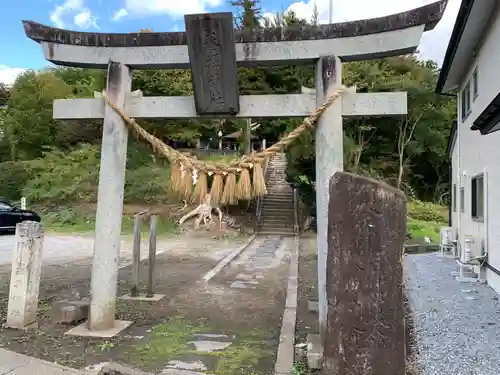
[0,348,83,374]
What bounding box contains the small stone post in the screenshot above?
[7,221,44,330]
[324,172,406,375]
[315,55,343,341]
[146,215,158,298]
[89,61,132,331]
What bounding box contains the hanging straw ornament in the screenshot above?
[252,162,267,196]
[193,170,208,204]
[210,172,224,206]
[222,172,238,205]
[192,168,199,185]
[170,161,182,195]
[180,166,193,202]
[236,167,252,200]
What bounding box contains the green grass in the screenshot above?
[407,219,441,243]
[134,316,273,375]
[40,206,179,236]
[200,154,239,164]
[292,361,310,375]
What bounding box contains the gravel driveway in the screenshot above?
[405,253,500,375]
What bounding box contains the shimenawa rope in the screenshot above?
[102,85,348,205]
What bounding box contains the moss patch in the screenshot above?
[133,316,274,375]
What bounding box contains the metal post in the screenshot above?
[146,215,158,298]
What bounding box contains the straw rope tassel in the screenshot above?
[237,168,252,200]
[210,174,224,206]
[170,162,182,195]
[222,172,238,205]
[193,171,208,204]
[180,168,193,202]
[252,162,267,197]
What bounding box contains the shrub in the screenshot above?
[407,200,448,224]
[22,143,172,204]
[0,161,34,201]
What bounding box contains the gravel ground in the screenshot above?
[0,232,243,266]
[405,253,500,375]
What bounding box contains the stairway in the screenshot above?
[257,153,296,235]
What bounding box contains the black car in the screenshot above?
[0,200,41,233]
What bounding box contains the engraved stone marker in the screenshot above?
[324,172,407,375]
[7,221,44,330]
[185,12,239,116]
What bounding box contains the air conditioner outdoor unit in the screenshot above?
[462,236,483,265]
[440,227,455,255]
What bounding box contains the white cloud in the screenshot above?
[285,0,461,65]
[114,0,222,20]
[0,66,27,86]
[74,10,99,29]
[50,0,99,29]
[112,8,129,21]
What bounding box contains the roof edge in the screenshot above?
[436,0,476,93]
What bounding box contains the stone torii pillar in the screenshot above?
[21,1,447,339]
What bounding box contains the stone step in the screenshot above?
[258,230,295,235]
[262,198,294,203]
[261,207,294,213]
[261,207,294,212]
[260,215,294,221]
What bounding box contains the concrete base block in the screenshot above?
[455,277,487,284]
[306,334,323,370]
[119,293,165,302]
[52,300,89,324]
[65,320,133,338]
[307,300,319,313]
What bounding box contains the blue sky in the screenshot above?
[0,0,461,85]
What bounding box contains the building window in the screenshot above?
[453,184,457,212]
[471,174,484,221]
[472,68,478,99]
[460,187,465,213]
[461,82,471,121]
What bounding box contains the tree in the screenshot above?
[231,0,261,29]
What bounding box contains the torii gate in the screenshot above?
[22,0,446,338]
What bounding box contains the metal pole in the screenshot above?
[329,0,333,23]
[146,215,158,298]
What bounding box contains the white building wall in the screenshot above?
[452,5,500,294]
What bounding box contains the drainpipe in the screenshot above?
[457,94,462,256]
[448,163,452,227]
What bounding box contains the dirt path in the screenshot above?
[0,233,250,370]
[110,235,292,375]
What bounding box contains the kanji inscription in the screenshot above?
[185,12,239,116]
